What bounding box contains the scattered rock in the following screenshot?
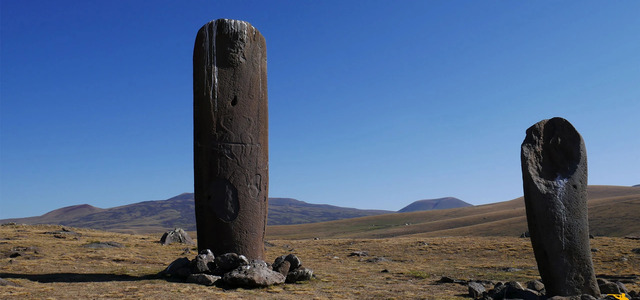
[591,248,599,252]
[186,273,220,286]
[490,281,536,300]
[526,279,545,292]
[284,254,302,269]
[286,267,313,283]
[0,277,20,287]
[4,246,40,259]
[437,276,467,285]
[632,248,640,254]
[44,227,80,238]
[191,249,215,274]
[214,253,249,274]
[160,250,312,288]
[624,236,640,240]
[1,222,17,226]
[520,231,531,238]
[502,267,522,272]
[615,281,629,294]
[349,251,369,257]
[468,281,486,298]
[381,269,389,273]
[598,278,621,294]
[273,254,302,272]
[223,261,285,288]
[366,257,391,263]
[83,241,124,248]
[161,257,191,278]
[273,260,291,276]
[160,228,194,245]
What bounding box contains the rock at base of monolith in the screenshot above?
[521,117,600,297]
[213,253,249,274]
[191,249,215,274]
[161,257,192,278]
[160,228,195,245]
[222,261,285,288]
[186,273,221,286]
[193,18,269,260]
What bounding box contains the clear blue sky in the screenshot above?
[1,1,638,219]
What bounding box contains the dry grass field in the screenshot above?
[2,224,639,299]
[267,186,640,239]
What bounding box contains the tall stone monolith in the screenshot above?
[521,117,600,297]
[193,19,268,260]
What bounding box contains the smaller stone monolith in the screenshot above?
[521,117,600,297]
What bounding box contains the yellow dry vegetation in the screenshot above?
[1,224,639,299]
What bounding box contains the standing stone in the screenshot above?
[193,19,268,260]
[521,117,600,297]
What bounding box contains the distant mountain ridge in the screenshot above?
[0,194,393,233]
[398,197,472,213]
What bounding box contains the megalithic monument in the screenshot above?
[193,19,268,260]
[521,117,600,297]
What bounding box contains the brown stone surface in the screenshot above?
[521,117,599,297]
[193,19,268,260]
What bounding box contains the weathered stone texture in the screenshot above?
[193,19,268,260]
[521,117,599,297]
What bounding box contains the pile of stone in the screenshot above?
[160,250,313,288]
[462,278,640,300]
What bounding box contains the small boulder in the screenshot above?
[468,281,486,298]
[161,257,191,278]
[191,249,215,274]
[284,254,302,269]
[160,228,195,245]
[615,281,629,294]
[526,279,545,292]
[273,260,291,276]
[273,254,302,271]
[366,257,391,263]
[598,278,621,294]
[349,251,369,257]
[83,241,124,248]
[285,267,313,283]
[223,262,285,288]
[186,273,220,286]
[214,253,249,274]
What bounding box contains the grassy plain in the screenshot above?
[1,224,639,299]
[267,186,640,239]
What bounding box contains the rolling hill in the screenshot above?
[3,185,637,238]
[0,194,392,233]
[398,197,472,212]
[267,185,640,239]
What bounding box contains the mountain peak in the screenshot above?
[398,197,472,213]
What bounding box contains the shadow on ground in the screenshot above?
[0,272,160,283]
